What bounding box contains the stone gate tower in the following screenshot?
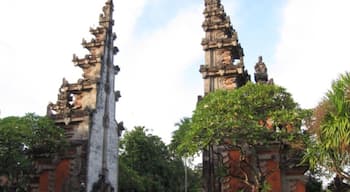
[199,0,307,191]
[200,0,250,94]
[200,0,250,191]
[31,0,122,191]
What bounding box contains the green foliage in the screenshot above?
[172,83,310,191]
[170,117,192,157]
[0,113,66,191]
[170,118,202,192]
[119,126,201,192]
[179,82,310,156]
[304,72,350,181]
[118,159,146,191]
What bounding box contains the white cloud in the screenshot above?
[272,0,350,109]
[0,0,148,116]
[115,0,150,47]
[116,4,204,143]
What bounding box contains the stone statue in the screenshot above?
[47,102,54,116]
[254,56,268,83]
[254,56,267,74]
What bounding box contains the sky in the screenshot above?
[0,0,350,144]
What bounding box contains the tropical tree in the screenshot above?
[177,82,310,191]
[0,113,66,191]
[170,118,201,192]
[304,72,350,183]
[170,117,192,156]
[118,126,200,192]
[119,126,169,191]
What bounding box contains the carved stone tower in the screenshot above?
[31,1,122,191]
[200,0,250,94]
[200,0,250,191]
[200,1,307,192]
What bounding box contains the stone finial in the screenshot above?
[62,77,69,87]
[204,0,221,6]
[99,0,114,28]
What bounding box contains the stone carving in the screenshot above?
[117,121,125,137]
[222,77,236,89]
[47,77,89,116]
[48,78,72,114]
[254,56,268,83]
[73,53,102,80]
[222,50,231,65]
[115,91,121,102]
[72,94,83,109]
[113,65,120,75]
[33,1,121,191]
[217,50,232,65]
[216,31,225,39]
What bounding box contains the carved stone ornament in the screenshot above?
[216,50,232,65]
[222,77,236,89]
[221,50,231,65]
[216,31,226,39]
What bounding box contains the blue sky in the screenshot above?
[234,0,285,72]
[0,0,350,144]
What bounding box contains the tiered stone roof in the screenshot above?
[200,0,250,93]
